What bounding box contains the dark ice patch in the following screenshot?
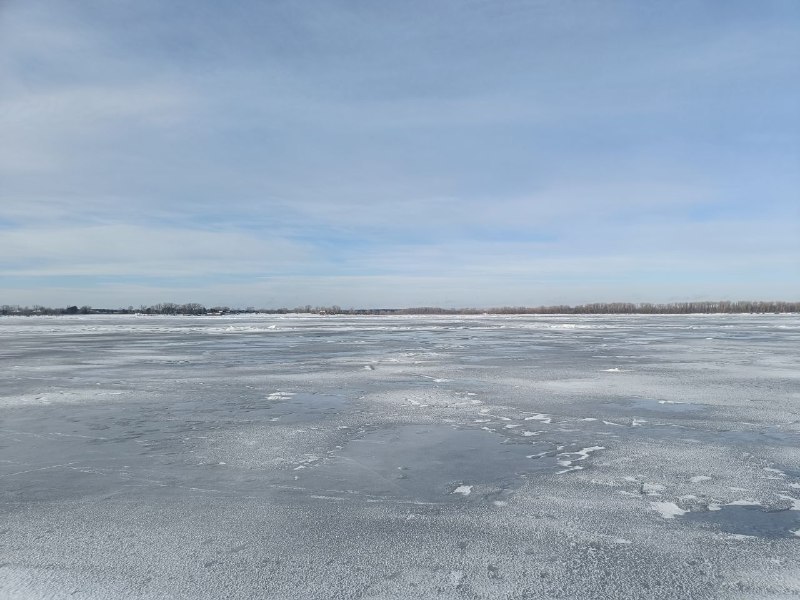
[263,393,348,423]
[299,425,556,502]
[683,505,800,538]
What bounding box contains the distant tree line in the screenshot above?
[1,300,799,316]
[1,304,95,316]
[478,300,800,315]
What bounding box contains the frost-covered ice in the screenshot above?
[1,313,800,599]
[650,501,688,519]
[691,475,713,483]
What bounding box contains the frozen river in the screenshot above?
[2,314,799,598]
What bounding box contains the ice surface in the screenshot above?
[650,501,688,519]
[682,504,800,538]
[301,424,558,503]
[2,313,799,598]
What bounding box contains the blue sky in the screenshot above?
[1,1,798,308]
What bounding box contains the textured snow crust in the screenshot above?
[1,313,799,599]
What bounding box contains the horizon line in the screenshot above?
[2,300,799,316]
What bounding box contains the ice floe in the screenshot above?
[650,502,688,519]
[524,413,552,424]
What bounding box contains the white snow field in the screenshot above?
[1,313,799,599]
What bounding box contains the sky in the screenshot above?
[1,1,798,309]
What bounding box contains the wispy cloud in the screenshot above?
[0,224,313,277]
